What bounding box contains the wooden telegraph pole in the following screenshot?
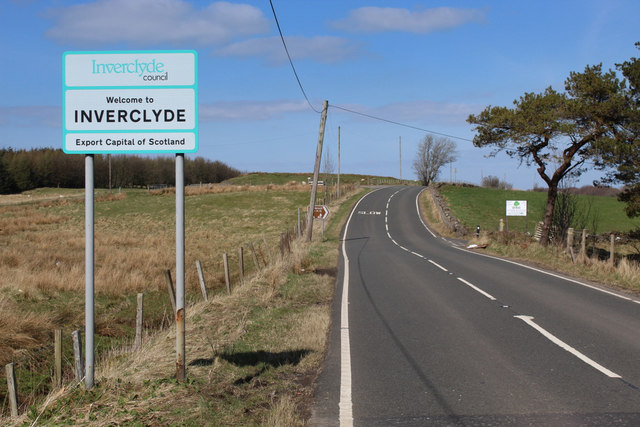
[399,136,402,182]
[337,126,341,199]
[306,100,329,242]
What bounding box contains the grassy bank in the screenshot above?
[439,185,639,234]
[0,183,367,424]
[420,187,640,294]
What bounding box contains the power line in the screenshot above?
[268,0,473,142]
[269,0,320,114]
[330,104,474,143]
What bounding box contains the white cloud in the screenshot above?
[45,0,269,45]
[214,35,360,65]
[199,99,309,121]
[332,7,485,34]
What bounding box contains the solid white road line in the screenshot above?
[514,315,622,378]
[457,277,497,301]
[452,244,640,304]
[339,189,385,426]
[411,188,639,305]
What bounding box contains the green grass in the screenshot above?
[439,185,640,234]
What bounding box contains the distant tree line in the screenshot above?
[0,148,241,194]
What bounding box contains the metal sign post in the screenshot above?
[84,154,94,389]
[63,50,197,387]
[175,153,185,380]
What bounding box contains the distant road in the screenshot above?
[312,185,640,426]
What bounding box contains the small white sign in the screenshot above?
[63,50,197,154]
[506,200,527,216]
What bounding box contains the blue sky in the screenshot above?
[1,0,639,189]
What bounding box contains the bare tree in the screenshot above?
[413,135,458,186]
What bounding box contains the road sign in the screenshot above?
[506,200,527,216]
[313,205,329,219]
[63,50,198,154]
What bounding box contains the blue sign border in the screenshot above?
[63,50,198,154]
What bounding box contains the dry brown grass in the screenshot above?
[418,188,455,237]
[0,294,55,365]
[0,182,360,423]
[11,237,333,426]
[149,181,312,196]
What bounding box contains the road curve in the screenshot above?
[311,185,640,426]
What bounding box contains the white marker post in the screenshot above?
[63,51,198,387]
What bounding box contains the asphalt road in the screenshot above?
[311,185,640,426]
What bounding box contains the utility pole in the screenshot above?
[305,100,329,242]
[337,126,341,198]
[399,136,402,182]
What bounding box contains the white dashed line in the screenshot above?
[515,315,621,378]
[457,277,497,301]
[428,259,448,272]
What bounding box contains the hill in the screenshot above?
[438,185,639,234]
[224,172,413,186]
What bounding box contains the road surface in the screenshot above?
[311,185,640,426]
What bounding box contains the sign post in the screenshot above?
[313,205,329,241]
[63,50,197,387]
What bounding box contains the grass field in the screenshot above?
[0,182,366,424]
[225,171,413,186]
[438,185,640,234]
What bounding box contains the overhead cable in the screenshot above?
[330,104,474,142]
[269,0,321,113]
[269,0,473,142]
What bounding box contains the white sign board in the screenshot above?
[63,51,197,154]
[506,200,527,216]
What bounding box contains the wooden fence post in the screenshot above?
[135,293,144,349]
[610,234,615,265]
[55,329,62,388]
[262,236,272,265]
[223,253,231,295]
[5,362,18,417]
[581,229,587,257]
[567,228,574,249]
[279,233,285,257]
[258,245,267,267]
[238,247,245,284]
[165,269,177,313]
[72,330,84,381]
[195,260,208,301]
[249,243,261,271]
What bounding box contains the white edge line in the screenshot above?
[457,277,497,301]
[515,315,621,378]
[339,188,384,425]
[428,259,448,272]
[411,187,637,304]
[451,245,637,303]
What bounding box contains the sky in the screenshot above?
[1,0,639,189]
